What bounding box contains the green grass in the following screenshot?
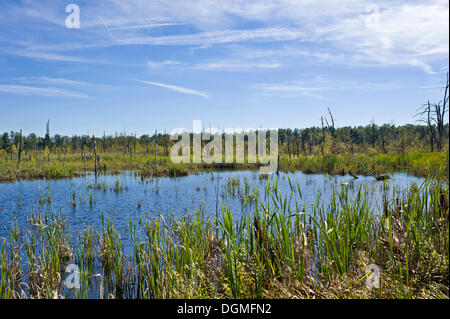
[0,150,448,182]
[0,175,448,299]
[279,152,448,178]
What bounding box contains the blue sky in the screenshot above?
[0,0,448,136]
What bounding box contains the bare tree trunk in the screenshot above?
[163,129,167,156]
[325,107,336,153]
[287,136,291,159]
[436,73,448,151]
[18,129,22,164]
[427,101,436,152]
[371,118,376,148]
[381,136,387,154]
[321,117,325,154]
[93,140,98,180]
[155,130,158,172]
[83,148,86,173]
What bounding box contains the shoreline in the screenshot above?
[1,152,448,183]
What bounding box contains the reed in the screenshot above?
[1,151,447,182]
[0,176,448,299]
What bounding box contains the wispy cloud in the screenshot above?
[147,59,281,71]
[147,60,183,69]
[256,83,326,99]
[2,0,446,73]
[110,22,185,31]
[135,80,209,98]
[98,14,117,42]
[255,78,409,99]
[16,77,85,86]
[79,27,306,48]
[14,76,110,89]
[192,60,281,71]
[0,85,89,98]
[7,50,97,63]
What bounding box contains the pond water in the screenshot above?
[0,171,425,247]
[0,170,427,298]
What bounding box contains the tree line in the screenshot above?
[1,73,448,160]
[1,122,448,160]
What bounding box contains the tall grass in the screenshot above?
[0,176,448,299]
[1,151,447,182]
[279,152,448,178]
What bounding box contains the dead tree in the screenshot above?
[93,139,98,180]
[416,102,436,152]
[154,130,158,171]
[325,107,336,138]
[435,73,449,151]
[292,138,295,158]
[287,135,291,158]
[324,107,336,153]
[354,155,390,181]
[370,117,377,148]
[18,129,22,164]
[321,116,325,154]
[416,73,448,152]
[164,129,168,156]
[83,145,87,173]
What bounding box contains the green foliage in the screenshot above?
[1,176,448,299]
[0,122,448,181]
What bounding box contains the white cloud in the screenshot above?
[147,60,183,69]
[256,83,326,99]
[16,76,96,86]
[0,85,89,98]
[13,77,113,91]
[255,78,412,99]
[146,59,281,71]
[135,80,209,98]
[8,50,97,63]
[110,23,185,31]
[91,27,307,47]
[192,60,281,71]
[1,0,448,73]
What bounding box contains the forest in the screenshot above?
[1,118,448,182]
[2,119,449,157]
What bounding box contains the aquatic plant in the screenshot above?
[0,177,448,299]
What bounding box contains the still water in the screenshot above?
[0,171,425,247]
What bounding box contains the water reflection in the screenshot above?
[1,171,424,240]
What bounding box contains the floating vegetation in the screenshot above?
[114,178,123,193]
[89,191,94,207]
[71,188,76,207]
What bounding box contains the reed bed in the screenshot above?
[0,176,448,299]
[1,151,447,182]
[279,152,449,178]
